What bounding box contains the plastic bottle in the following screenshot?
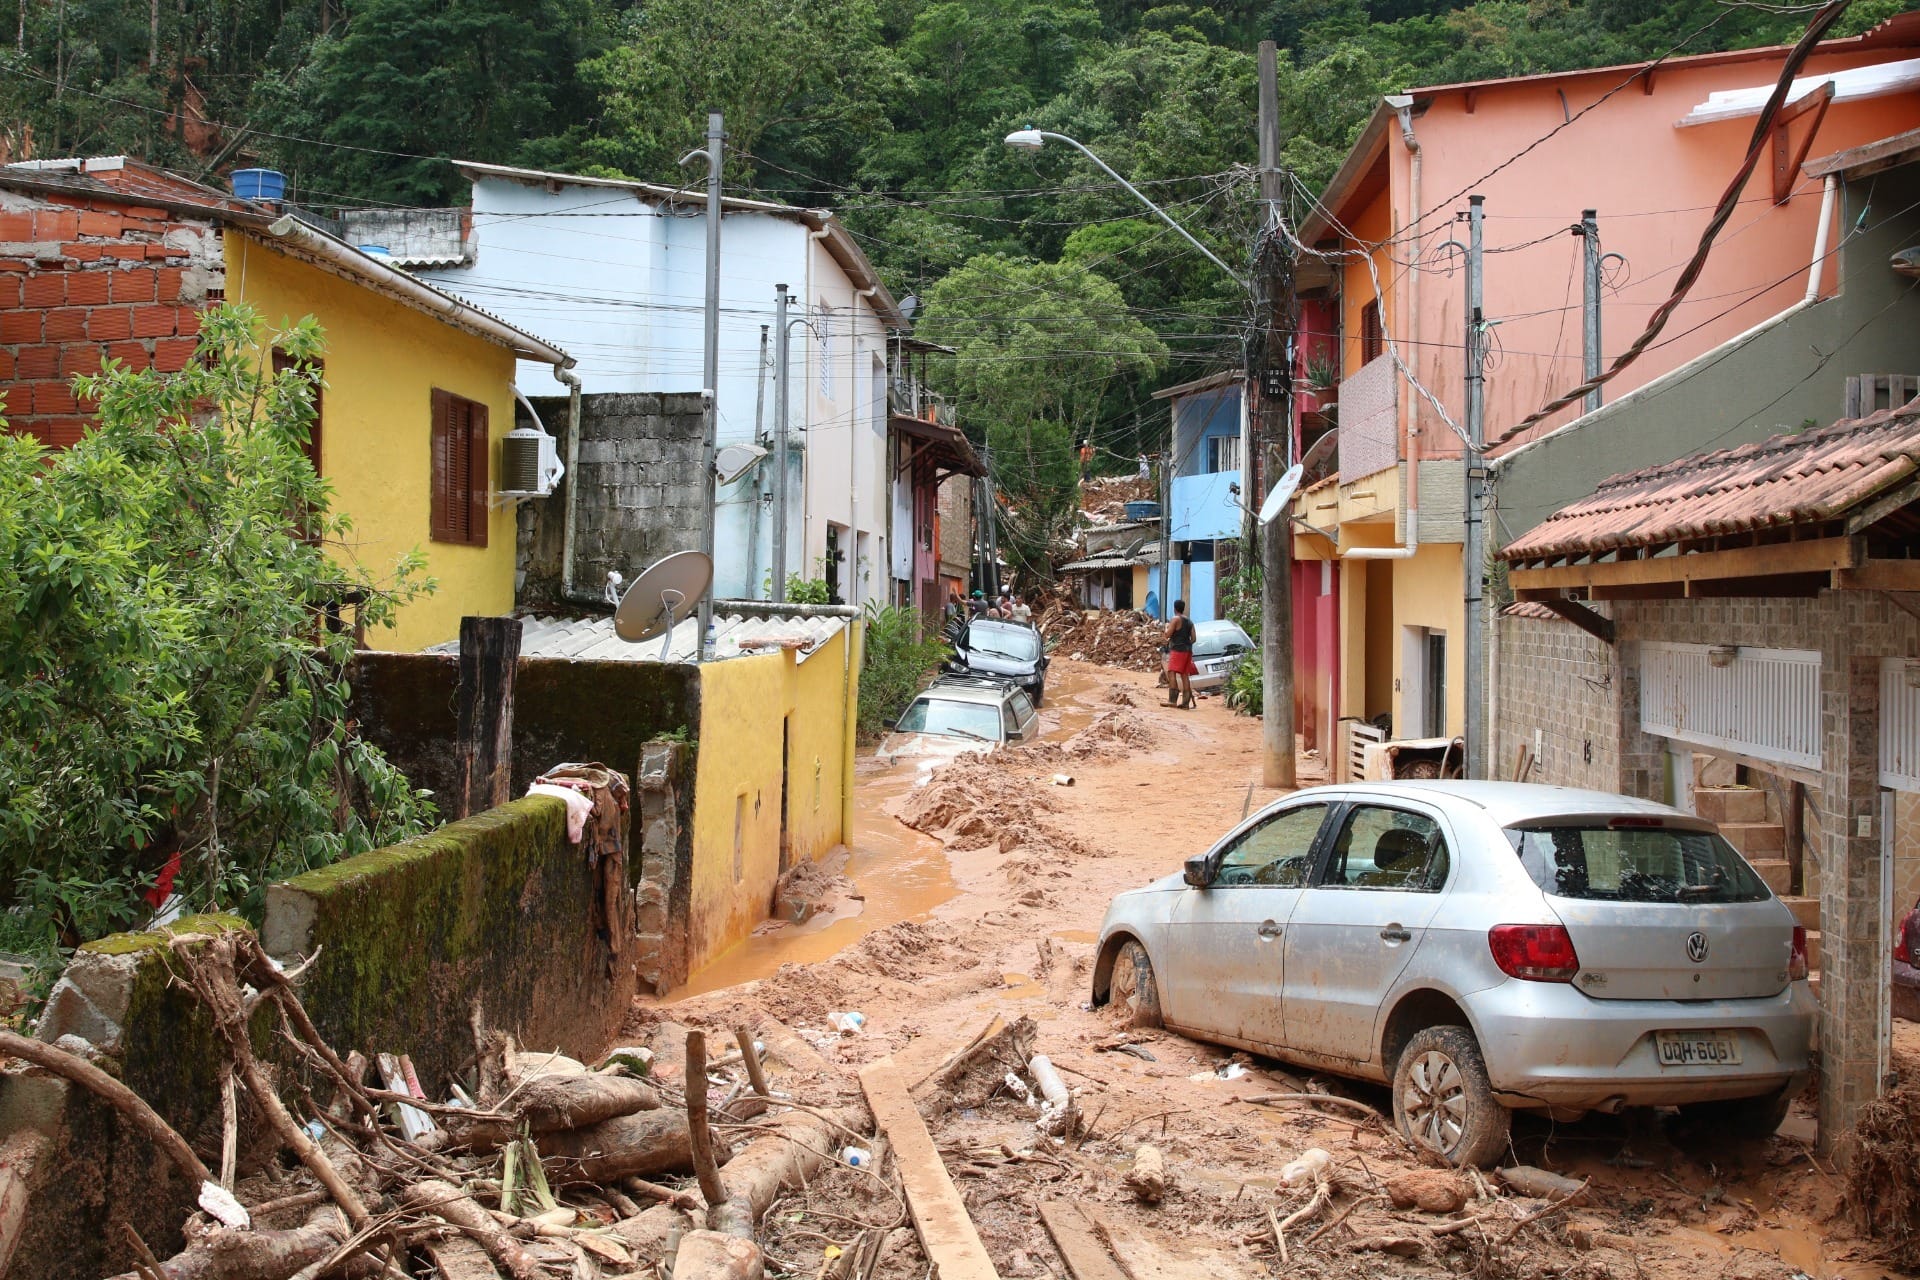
[841,1146,872,1168]
[827,1011,866,1035]
[1281,1148,1333,1186]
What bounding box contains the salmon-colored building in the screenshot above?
[1288,13,1920,764]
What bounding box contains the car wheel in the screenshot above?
[1393,1025,1510,1167]
[1676,1088,1792,1140]
[1109,940,1162,1029]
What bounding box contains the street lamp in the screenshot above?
[1002,129,1246,287]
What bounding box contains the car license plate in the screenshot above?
[1655,1031,1742,1067]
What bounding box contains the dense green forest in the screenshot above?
[5,0,1900,565]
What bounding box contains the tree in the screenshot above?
[917,254,1166,580]
[0,304,435,950]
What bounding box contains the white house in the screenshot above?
[355,162,911,606]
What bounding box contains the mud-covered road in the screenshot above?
[637,658,1910,1280]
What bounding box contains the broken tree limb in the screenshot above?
[734,1028,771,1100]
[1241,1092,1386,1121]
[0,1030,211,1186]
[673,1228,765,1280]
[1123,1145,1165,1205]
[686,1030,730,1210]
[402,1180,544,1280]
[860,1057,1000,1280]
[101,1207,347,1280]
[1498,1166,1588,1200]
[447,1074,662,1151]
[710,1103,870,1233]
[537,1109,698,1183]
[624,1175,704,1212]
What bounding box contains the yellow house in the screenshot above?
[228,218,575,651]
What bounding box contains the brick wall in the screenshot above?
[0,188,222,447]
[1494,608,1621,792]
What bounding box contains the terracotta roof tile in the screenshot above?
[1502,398,1920,562]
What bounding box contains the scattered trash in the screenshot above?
[197,1180,250,1230]
[1003,1072,1038,1108]
[1029,1053,1075,1136]
[1280,1148,1333,1187]
[826,1010,867,1035]
[841,1145,872,1168]
[1050,773,1075,786]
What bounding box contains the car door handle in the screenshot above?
[1379,926,1412,943]
[1257,919,1283,939]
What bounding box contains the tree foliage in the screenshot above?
[0,305,435,949]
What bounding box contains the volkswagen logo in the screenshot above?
[1686,931,1709,963]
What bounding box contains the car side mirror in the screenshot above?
[1183,854,1213,888]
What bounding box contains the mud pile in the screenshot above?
[1081,473,1157,524]
[894,753,1098,861]
[1037,593,1165,671]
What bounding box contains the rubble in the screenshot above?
[1034,587,1164,672]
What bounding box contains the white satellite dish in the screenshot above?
[1258,464,1305,526]
[614,550,713,659]
[714,443,768,485]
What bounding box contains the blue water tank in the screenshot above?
[231,168,287,203]
[358,245,392,258]
[1124,500,1161,521]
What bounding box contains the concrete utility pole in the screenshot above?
[1158,443,1172,619]
[772,283,791,603]
[1580,209,1603,414]
[1257,39,1297,790]
[693,109,725,653]
[1463,195,1489,780]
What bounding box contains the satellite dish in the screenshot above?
[714,443,769,486]
[614,550,713,659]
[1259,464,1305,526]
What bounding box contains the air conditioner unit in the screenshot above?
[499,424,564,498]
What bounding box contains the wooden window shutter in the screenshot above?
[431,388,453,542]
[273,349,324,475]
[465,399,489,548]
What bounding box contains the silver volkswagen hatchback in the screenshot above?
[1090,781,1816,1166]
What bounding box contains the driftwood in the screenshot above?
[536,1109,699,1183]
[1123,1144,1165,1205]
[447,1074,662,1150]
[401,1180,544,1280]
[685,1030,730,1209]
[101,1208,348,1280]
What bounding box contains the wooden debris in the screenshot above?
[1038,1200,1129,1280]
[421,1235,504,1280]
[673,1228,765,1280]
[402,1180,545,1280]
[860,1056,1000,1280]
[1122,1144,1165,1205]
[685,1029,731,1211]
[101,1208,348,1280]
[1498,1165,1587,1200]
[1351,1234,1426,1256]
[537,1109,699,1183]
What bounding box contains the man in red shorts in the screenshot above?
[1164,599,1196,709]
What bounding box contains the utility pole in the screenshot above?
[1580,209,1603,414]
[694,110,725,654]
[1256,39,1297,791]
[1158,440,1172,618]
[1463,195,1488,780]
[772,284,791,603]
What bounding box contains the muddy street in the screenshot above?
[630,657,1912,1280]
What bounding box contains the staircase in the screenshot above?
[1694,780,1820,997]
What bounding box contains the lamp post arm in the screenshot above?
[1039,130,1246,286]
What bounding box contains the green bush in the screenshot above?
[857,603,946,739]
[1224,651,1263,716]
[0,304,436,949]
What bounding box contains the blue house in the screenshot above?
[1150,371,1246,622]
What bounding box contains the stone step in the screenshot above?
[1780,895,1821,930]
[1695,786,1768,825]
[1694,752,1737,788]
[1720,821,1785,856]
[1748,858,1792,896]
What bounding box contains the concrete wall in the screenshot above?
[230,231,525,651]
[514,391,707,611]
[1493,163,1920,545]
[1493,591,1920,1142]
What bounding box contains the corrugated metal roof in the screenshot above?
[1502,398,1920,562]
[1060,545,1161,572]
[427,608,850,665]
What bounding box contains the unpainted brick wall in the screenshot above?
[1494,609,1622,793]
[0,188,220,447]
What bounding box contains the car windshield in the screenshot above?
[1504,822,1770,904]
[1192,625,1250,658]
[967,625,1041,663]
[895,697,1003,742]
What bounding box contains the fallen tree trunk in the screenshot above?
[713,1104,870,1230]
[448,1074,663,1150]
[101,1208,346,1280]
[538,1110,699,1183]
[402,1180,544,1280]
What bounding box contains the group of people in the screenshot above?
[946,588,1032,626]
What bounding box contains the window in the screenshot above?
[1215,804,1329,887]
[430,388,489,547]
[272,348,323,474]
[1505,823,1768,904]
[1321,806,1449,891]
[1360,299,1384,364]
[1206,434,1240,474]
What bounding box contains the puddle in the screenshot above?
[667,663,1132,1001]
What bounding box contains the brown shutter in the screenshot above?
[430,388,453,542]
[466,399,489,548]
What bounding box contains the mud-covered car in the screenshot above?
[1091,781,1815,1166]
[874,675,1039,768]
[1896,895,1920,1022]
[1190,620,1254,692]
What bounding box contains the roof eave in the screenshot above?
[1299,102,1395,246]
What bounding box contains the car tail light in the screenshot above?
[1789,926,1810,982]
[1896,912,1915,966]
[1489,924,1580,982]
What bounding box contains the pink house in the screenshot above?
[1287,12,1920,764]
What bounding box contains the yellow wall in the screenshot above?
[228,233,521,651]
[686,624,859,974]
[1390,542,1465,738]
[1339,192,1394,378]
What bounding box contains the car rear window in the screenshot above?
[1192,628,1248,659]
[895,698,1002,742]
[1504,822,1770,904]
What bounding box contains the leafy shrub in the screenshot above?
[0,304,436,947]
[857,603,946,739]
[784,574,833,605]
[1224,650,1263,715]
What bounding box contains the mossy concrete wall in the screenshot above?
[263,793,634,1090]
[0,916,254,1280]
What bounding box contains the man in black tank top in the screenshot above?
[1164,599,1197,709]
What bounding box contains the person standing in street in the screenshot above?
[1137,452,1150,480]
[1164,599,1197,710]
